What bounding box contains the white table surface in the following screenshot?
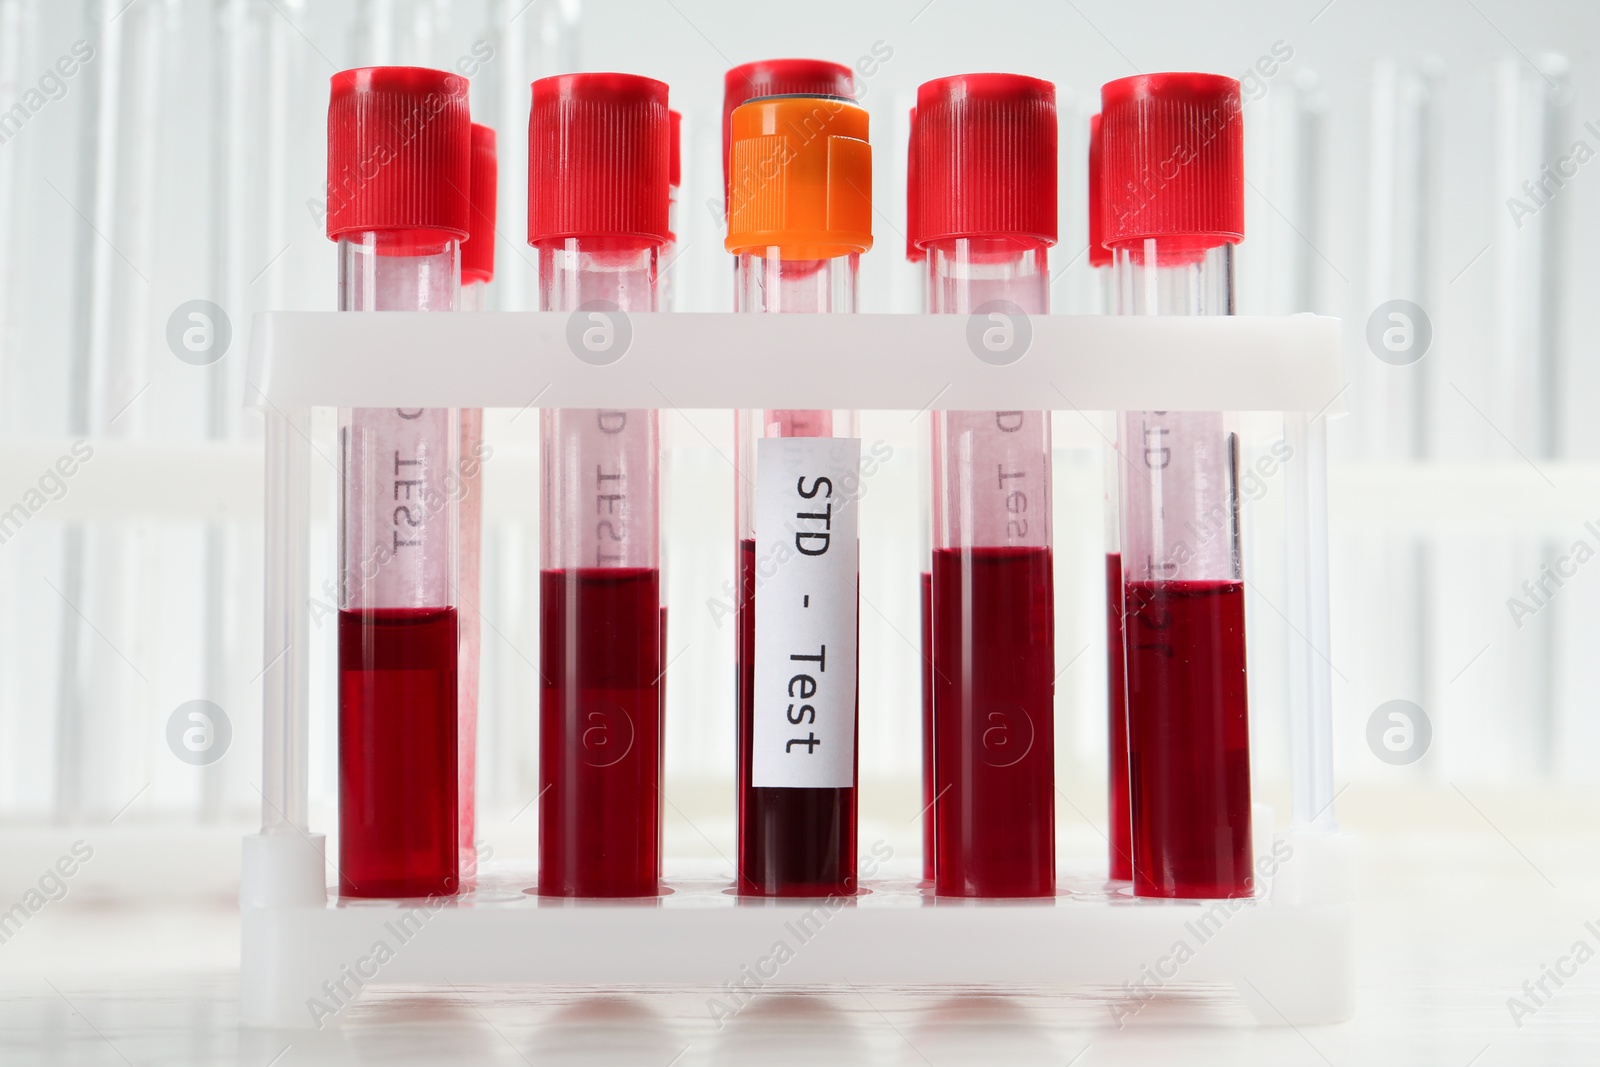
[0,802,1595,1066]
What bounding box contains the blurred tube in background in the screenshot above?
[59,0,171,821]
[1488,54,1569,779]
[1343,58,1439,786]
[1238,67,1328,831]
[477,0,582,312]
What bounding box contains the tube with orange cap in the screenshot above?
[727,92,871,898]
[457,121,496,886]
[1102,73,1253,899]
[916,73,1058,898]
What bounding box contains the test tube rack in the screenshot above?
[241,310,1353,1029]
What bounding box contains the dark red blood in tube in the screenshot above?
[1107,552,1132,881]
[659,604,667,879]
[737,539,857,897]
[931,546,1056,898]
[1124,579,1253,899]
[920,570,936,884]
[538,567,662,898]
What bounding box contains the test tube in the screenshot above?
[530,73,668,898]
[329,66,470,899]
[659,108,680,877]
[1088,112,1132,883]
[906,105,936,886]
[457,121,497,885]
[918,74,1058,899]
[1102,73,1252,899]
[727,93,872,898]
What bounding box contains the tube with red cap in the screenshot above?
[461,123,498,309]
[659,108,680,874]
[457,121,496,886]
[727,91,871,898]
[906,104,936,886]
[1089,111,1132,884]
[328,66,468,899]
[1102,73,1253,899]
[907,106,925,270]
[530,73,667,898]
[663,108,682,311]
[1086,113,1112,279]
[916,74,1057,898]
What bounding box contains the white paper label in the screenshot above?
[751,436,860,789]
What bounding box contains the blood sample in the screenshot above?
[1123,577,1251,897]
[1105,550,1131,882]
[539,567,661,895]
[918,570,934,884]
[328,66,470,899]
[659,599,667,880]
[1088,112,1132,883]
[917,74,1058,898]
[657,109,680,877]
[1102,73,1254,899]
[656,106,675,870]
[727,92,872,897]
[530,74,668,898]
[658,109,676,866]
[457,121,497,886]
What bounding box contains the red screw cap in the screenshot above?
[462,123,497,284]
[722,59,855,187]
[913,73,1058,249]
[1099,73,1244,255]
[326,66,472,242]
[1087,113,1111,268]
[528,73,670,246]
[905,106,923,263]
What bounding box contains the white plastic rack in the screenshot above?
[241,310,1353,1029]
